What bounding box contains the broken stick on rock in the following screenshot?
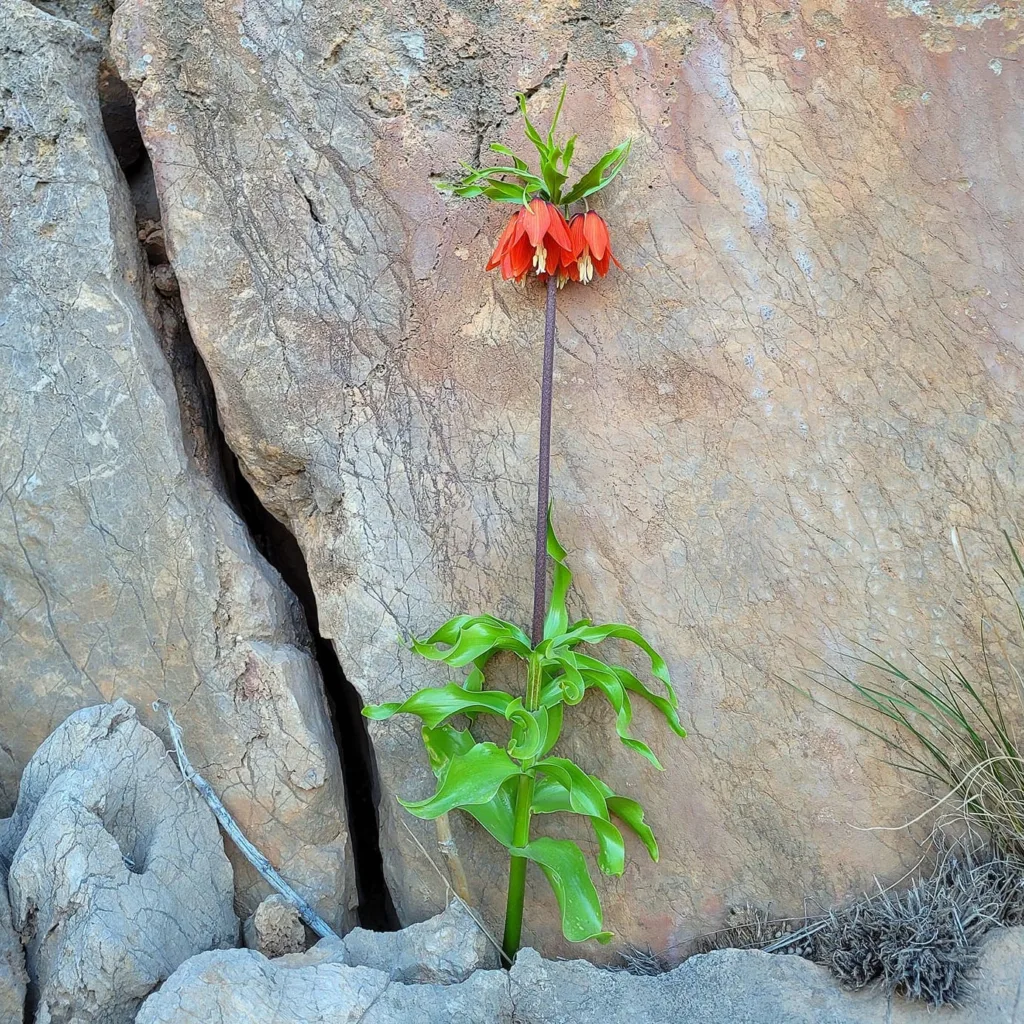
[153,699,339,940]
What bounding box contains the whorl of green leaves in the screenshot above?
[364,512,685,944]
[436,86,631,207]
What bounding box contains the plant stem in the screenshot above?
[531,274,559,646]
[502,274,558,963]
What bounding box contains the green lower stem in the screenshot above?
[503,275,558,965]
[502,772,536,960]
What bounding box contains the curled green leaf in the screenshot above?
[575,655,663,769]
[505,698,549,761]
[363,682,514,727]
[421,721,474,771]
[533,775,625,876]
[566,621,676,702]
[513,836,612,943]
[535,756,610,820]
[607,795,659,862]
[410,613,532,667]
[400,741,522,820]
[591,776,659,862]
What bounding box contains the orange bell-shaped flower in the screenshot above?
[564,211,621,284]
[486,199,578,283]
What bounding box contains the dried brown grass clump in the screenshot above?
[619,845,1024,1008]
[812,845,1024,1006]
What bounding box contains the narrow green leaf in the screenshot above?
[562,139,632,204]
[489,142,529,172]
[514,836,612,943]
[480,181,534,204]
[532,776,625,876]
[400,742,522,819]
[363,683,514,727]
[518,92,558,181]
[562,134,577,173]
[547,84,567,146]
[543,506,572,641]
[458,163,545,187]
[518,93,545,149]
[540,154,568,206]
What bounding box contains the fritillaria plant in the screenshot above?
[365,88,685,961]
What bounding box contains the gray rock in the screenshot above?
[133,926,1024,1024]
[509,929,1024,1023]
[243,895,307,960]
[338,899,497,984]
[5,701,238,1024]
[0,874,26,1024]
[0,0,352,926]
[134,948,512,1024]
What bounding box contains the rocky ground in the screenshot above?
[2,701,1024,1023]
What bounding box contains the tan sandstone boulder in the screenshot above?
[108,0,1024,954]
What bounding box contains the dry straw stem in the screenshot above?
[154,700,340,940]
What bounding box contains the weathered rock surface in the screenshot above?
[510,928,1024,1023]
[2,701,237,1024]
[244,895,307,960]
[338,899,497,983]
[110,0,1024,953]
[134,950,510,1024]
[0,875,26,1024]
[134,925,1024,1024]
[0,0,353,925]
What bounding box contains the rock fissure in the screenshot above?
[95,61,396,932]
[215,437,399,933]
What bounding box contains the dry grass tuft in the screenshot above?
[812,843,1024,1006]
[618,843,1024,1008]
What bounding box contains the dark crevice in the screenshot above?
[97,63,398,932]
[217,440,399,932]
[520,51,569,102]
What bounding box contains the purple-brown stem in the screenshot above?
[502,273,559,963]
[530,273,559,645]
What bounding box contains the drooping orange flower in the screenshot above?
[486,199,578,283]
[564,211,621,284]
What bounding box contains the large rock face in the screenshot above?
[109,0,1024,954]
[0,0,353,925]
